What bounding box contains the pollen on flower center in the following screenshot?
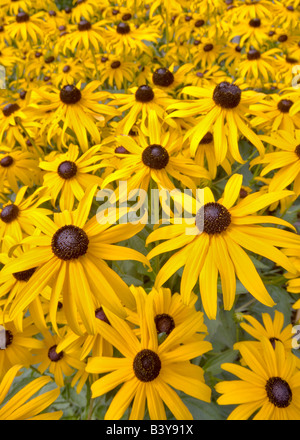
[196,202,231,234]
[60,85,82,104]
[213,81,241,109]
[51,225,89,260]
[265,377,292,408]
[133,349,161,382]
[142,144,169,169]
[0,204,19,223]
[277,99,293,113]
[154,313,175,335]
[152,68,175,87]
[135,85,155,103]
[48,344,64,362]
[13,267,37,282]
[57,160,78,179]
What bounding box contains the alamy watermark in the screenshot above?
[95,182,204,235]
[0,65,5,89]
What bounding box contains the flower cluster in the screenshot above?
[0,0,299,421]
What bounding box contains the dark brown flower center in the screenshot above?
[2,103,20,117]
[196,202,231,234]
[142,144,169,169]
[101,56,109,63]
[277,99,293,113]
[122,13,132,21]
[249,18,261,27]
[135,85,154,103]
[51,225,89,260]
[5,330,13,347]
[199,132,213,144]
[213,81,241,109]
[239,188,248,198]
[48,344,64,362]
[154,314,175,335]
[13,267,37,282]
[57,160,77,179]
[45,56,55,64]
[247,49,261,60]
[0,155,14,167]
[48,10,57,17]
[0,204,19,223]
[19,90,27,100]
[278,34,288,43]
[235,45,242,52]
[133,349,161,382]
[195,19,205,27]
[116,22,130,34]
[16,12,30,23]
[111,60,121,69]
[95,307,110,324]
[152,68,174,87]
[60,85,82,104]
[204,43,213,52]
[286,57,298,64]
[265,377,292,408]
[115,146,129,154]
[295,144,300,159]
[78,20,91,31]
[63,65,71,73]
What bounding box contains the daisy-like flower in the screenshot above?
[167,81,265,164]
[0,149,39,193]
[86,289,212,420]
[250,130,300,197]
[0,186,149,335]
[126,286,208,343]
[62,19,106,53]
[0,186,51,246]
[105,20,160,57]
[29,81,119,151]
[218,43,244,75]
[275,54,300,88]
[0,0,32,14]
[99,58,136,90]
[0,315,44,380]
[71,0,104,22]
[274,2,300,30]
[238,311,294,352]
[237,48,280,88]
[151,63,194,93]
[0,364,62,420]
[32,330,86,388]
[226,0,275,21]
[146,174,300,319]
[215,338,300,420]
[52,58,85,88]
[229,16,269,50]
[6,11,45,45]
[100,118,210,197]
[250,91,300,132]
[190,37,223,69]
[0,101,40,148]
[39,144,103,211]
[185,64,229,89]
[109,85,176,136]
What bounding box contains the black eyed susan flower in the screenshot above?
[6,11,45,45]
[167,81,266,164]
[0,186,149,335]
[71,0,104,22]
[218,43,244,75]
[63,19,106,53]
[86,289,212,420]
[146,174,300,319]
[229,16,269,50]
[109,85,176,136]
[250,130,300,197]
[0,186,51,247]
[0,149,39,193]
[215,338,300,420]
[100,119,210,196]
[186,64,230,88]
[39,144,103,212]
[0,364,62,420]
[226,0,275,21]
[190,37,224,69]
[250,91,300,132]
[99,58,136,90]
[29,82,119,151]
[237,48,280,88]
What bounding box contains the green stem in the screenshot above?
[90,45,100,81]
[15,117,44,159]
